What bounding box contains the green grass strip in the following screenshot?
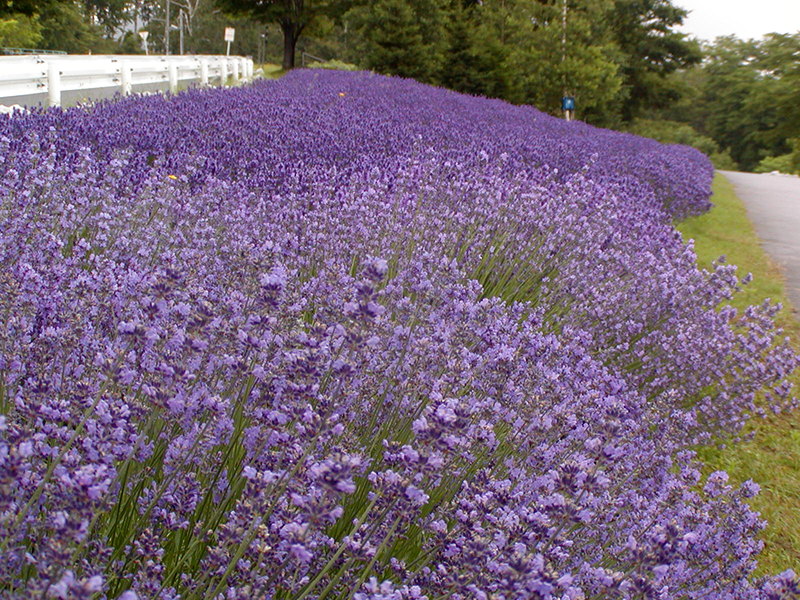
[258,63,286,79]
[677,172,800,575]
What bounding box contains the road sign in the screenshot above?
[224,27,235,56]
[562,96,575,111]
[138,31,149,55]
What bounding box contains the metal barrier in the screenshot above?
[0,54,255,108]
[301,52,331,67]
[1,48,67,55]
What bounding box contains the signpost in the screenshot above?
[258,31,267,65]
[225,28,235,57]
[138,31,149,56]
[562,96,575,122]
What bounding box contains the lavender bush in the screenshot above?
[0,70,798,599]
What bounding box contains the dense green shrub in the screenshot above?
[754,138,800,175]
[307,59,360,71]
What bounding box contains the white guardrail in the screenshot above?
[0,54,255,107]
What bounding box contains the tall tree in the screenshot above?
[0,0,43,17]
[344,0,449,83]
[607,0,701,120]
[81,0,130,33]
[462,0,625,124]
[698,34,800,171]
[754,33,800,146]
[1,0,47,48]
[178,0,265,56]
[37,1,116,53]
[440,2,513,99]
[0,12,42,47]
[215,0,338,69]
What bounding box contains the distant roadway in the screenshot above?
[720,170,800,315]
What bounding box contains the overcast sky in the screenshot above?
[675,0,800,42]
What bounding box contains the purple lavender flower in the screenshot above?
[0,69,795,599]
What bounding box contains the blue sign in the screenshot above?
[562,96,575,111]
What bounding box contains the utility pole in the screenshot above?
[165,0,170,55]
[561,0,575,121]
[179,10,184,55]
[561,0,566,70]
[259,30,267,64]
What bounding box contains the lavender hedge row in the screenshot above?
[0,70,798,599]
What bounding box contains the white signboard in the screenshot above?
[138,31,149,55]
[224,28,235,42]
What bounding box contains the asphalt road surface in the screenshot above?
[720,170,800,314]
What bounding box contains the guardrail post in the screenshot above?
[168,61,178,94]
[200,58,209,86]
[120,61,132,96]
[232,59,240,84]
[220,60,228,87]
[47,62,61,107]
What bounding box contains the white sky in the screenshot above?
[675,0,800,42]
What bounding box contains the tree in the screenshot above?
[754,33,800,147]
[0,12,42,47]
[464,0,624,124]
[607,0,701,120]
[81,0,130,33]
[0,0,44,17]
[344,0,449,83]
[343,0,626,124]
[695,35,799,171]
[1,0,155,53]
[653,33,800,172]
[37,1,116,53]
[1,0,47,49]
[440,2,514,99]
[181,0,265,56]
[215,0,339,69]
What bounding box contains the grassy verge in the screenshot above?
[677,172,800,575]
[258,63,286,79]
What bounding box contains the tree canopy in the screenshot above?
[214,0,340,69]
[608,0,702,119]
[654,34,800,172]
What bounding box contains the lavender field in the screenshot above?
[1,70,799,599]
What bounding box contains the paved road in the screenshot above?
[720,170,800,314]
